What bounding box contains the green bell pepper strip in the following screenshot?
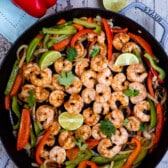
[148,98,157,128]
[73,18,101,34]
[55,21,73,29]
[65,149,92,168]
[47,34,72,48]
[133,148,147,166]
[26,34,43,62]
[34,121,41,136]
[30,127,36,147]
[91,153,130,165]
[43,34,50,48]
[144,53,166,80]
[11,95,21,130]
[42,25,77,35]
[113,159,126,168]
[4,59,19,95]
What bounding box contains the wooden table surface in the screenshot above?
[0,0,168,167]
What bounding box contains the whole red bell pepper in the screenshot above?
[12,0,57,18]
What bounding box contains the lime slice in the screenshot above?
[39,50,61,69]
[114,53,140,66]
[58,112,84,130]
[103,0,128,12]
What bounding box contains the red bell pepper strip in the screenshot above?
[149,103,164,153]
[102,18,113,61]
[35,130,51,165]
[128,32,153,56]
[4,95,10,111]
[9,69,23,96]
[85,139,100,149]
[122,137,142,168]
[78,160,99,168]
[17,108,31,151]
[147,71,155,97]
[70,29,95,47]
[112,27,128,33]
[12,0,57,18]
[53,37,71,51]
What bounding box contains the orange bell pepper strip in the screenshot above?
[57,19,66,25]
[72,23,84,31]
[112,27,128,33]
[35,130,51,165]
[102,18,113,61]
[66,146,79,160]
[4,95,11,111]
[17,108,31,151]
[122,137,142,168]
[128,32,153,56]
[9,69,23,96]
[70,29,95,47]
[85,139,100,149]
[147,71,155,97]
[78,160,99,168]
[53,37,71,51]
[149,103,164,153]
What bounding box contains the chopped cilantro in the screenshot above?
[66,47,77,62]
[139,122,145,132]
[24,90,35,108]
[89,45,100,58]
[123,118,129,126]
[74,137,88,151]
[100,119,116,138]
[57,71,75,86]
[124,87,140,97]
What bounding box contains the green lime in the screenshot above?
[58,112,84,130]
[103,0,128,12]
[114,53,140,66]
[39,50,61,69]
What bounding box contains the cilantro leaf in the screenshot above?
[122,118,129,126]
[139,122,145,132]
[100,119,116,138]
[89,45,100,58]
[24,90,35,108]
[66,47,77,62]
[57,71,75,86]
[74,137,88,151]
[124,87,140,97]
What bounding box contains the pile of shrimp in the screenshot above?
[14,16,166,167]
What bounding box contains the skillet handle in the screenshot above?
[119,2,168,48]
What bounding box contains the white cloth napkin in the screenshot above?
[0,0,38,43]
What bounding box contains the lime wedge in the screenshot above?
[58,112,84,130]
[103,0,128,12]
[39,50,61,69]
[114,53,140,66]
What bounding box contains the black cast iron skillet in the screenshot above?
[0,2,168,168]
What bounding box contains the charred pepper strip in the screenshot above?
[26,34,43,62]
[144,53,166,80]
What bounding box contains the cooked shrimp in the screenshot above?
[36,105,55,129]
[111,127,128,145]
[49,90,65,107]
[95,84,111,103]
[93,102,109,115]
[129,82,147,104]
[65,76,82,94]
[81,69,97,88]
[111,73,129,92]
[75,60,89,77]
[54,57,73,74]
[122,42,141,53]
[22,63,40,81]
[83,107,100,126]
[49,121,61,136]
[75,125,92,140]
[81,88,96,104]
[49,146,66,164]
[134,100,150,122]
[87,33,97,42]
[45,135,55,147]
[52,74,65,91]
[127,63,148,82]
[109,91,129,109]
[74,41,87,58]
[108,53,123,73]
[91,55,108,72]
[97,138,122,158]
[58,131,75,149]
[105,109,124,128]
[30,68,52,87]
[91,123,107,140]
[40,149,49,160]
[113,33,130,51]
[97,68,113,86]
[97,43,107,57]
[64,94,84,114]
[125,116,141,131]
